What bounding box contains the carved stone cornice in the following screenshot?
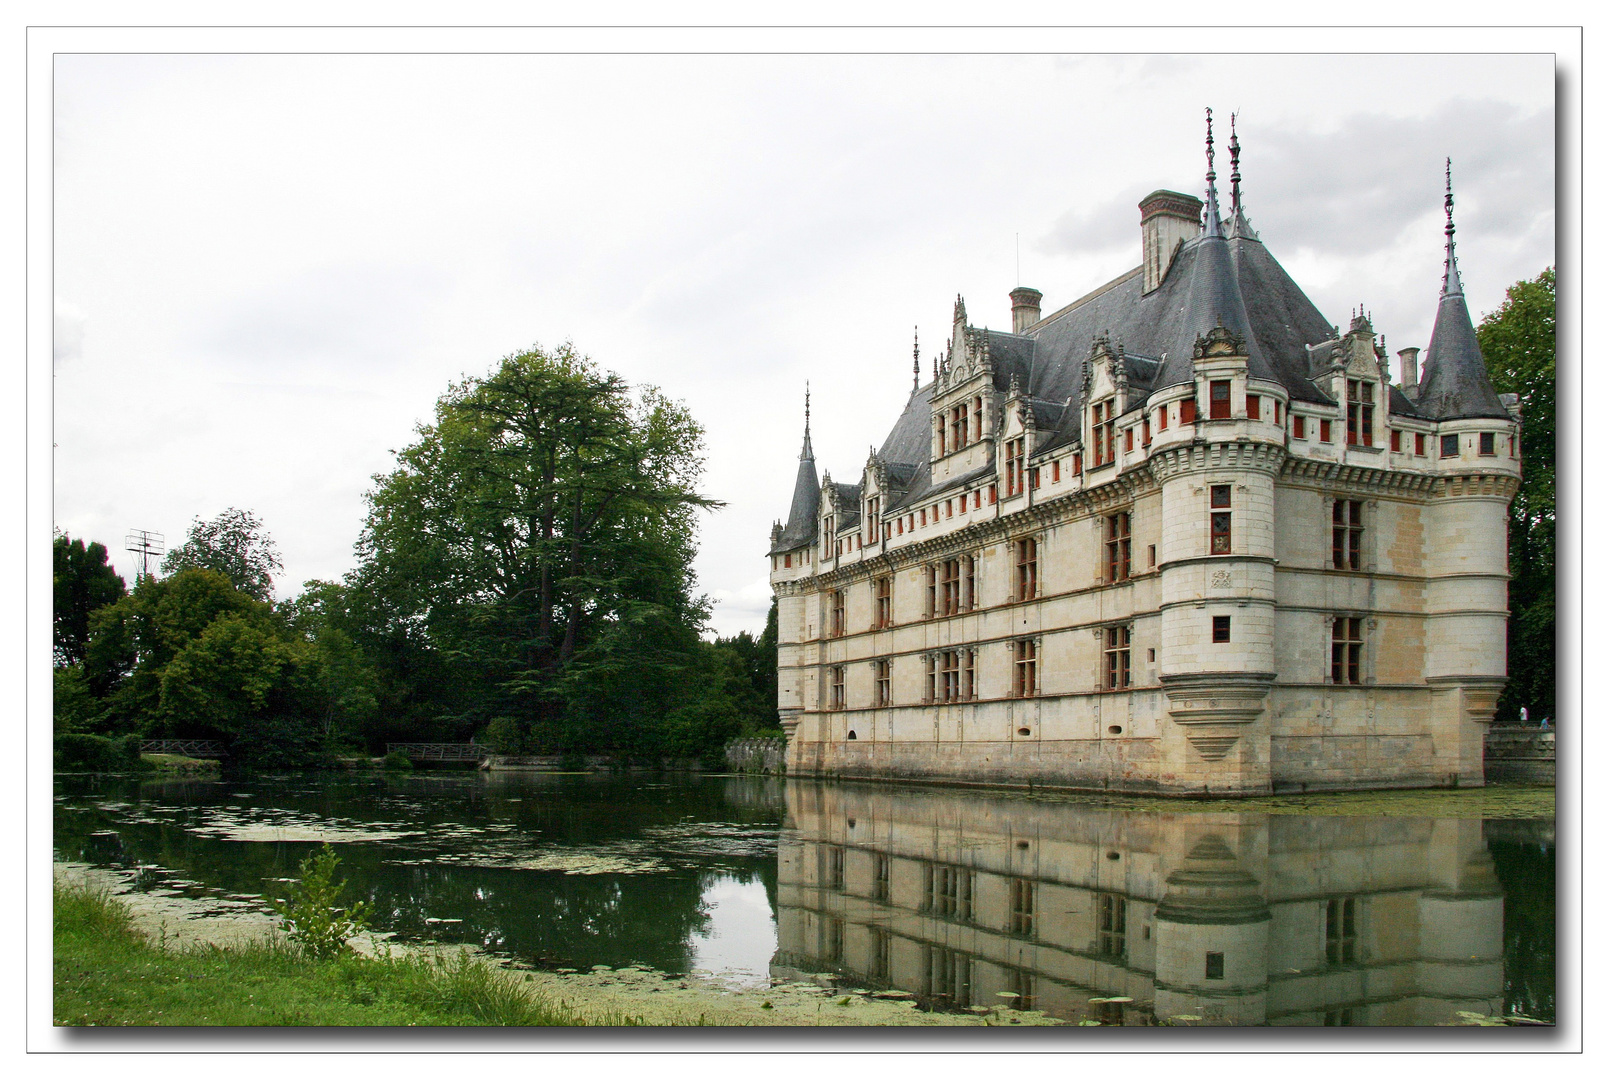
[1147,440,1288,482]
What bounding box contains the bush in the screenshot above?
[481,715,524,754]
[230,715,330,770]
[381,751,413,772]
[54,733,146,772]
[269,844,372,960]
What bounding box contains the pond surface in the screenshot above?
[53,771,1554,1026]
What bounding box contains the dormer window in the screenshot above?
[1209,380,1231,420]
[972,396,984,441]
[821,514,835,557]
[949,403,970,451]
[865,496,880,541]
[1346,380,1375,446]
[935,417,947,456]
[1092,401,1115,466]
[1005,437,1026,496]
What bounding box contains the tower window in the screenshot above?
[1247,394,1261,420]
[1205,952,1225,980]
[1212,616,1231,643]
[1158,405,1168,431]
[1209,380,1231,419]
[1106,511,1132,582]
[950,402,970,451]
[1479,431,1496,456]
[1124,428,1134,452]
[1331,617,1362,684]
[1332,500,1363,571]
[1415,433,1426,456]
[1209,485,1232,554]
[1181,397,1197,424]
[1293,415,1306,439]
[1441,433,1459,458]
[1390,429,1401,452]
[1105,625,1132,689]
[1320,418,1332,442]
[1274,400,1282,425]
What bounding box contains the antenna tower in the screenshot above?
[124,529,165,581]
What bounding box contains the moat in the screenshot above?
[53,771,1554,1026]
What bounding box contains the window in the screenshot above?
[935,416,946,456]
[1440,433,1459,458]
[1332,500,1363,570]
[1326,897,1358,966]
[822,514,835,556]
[1106,511,1132,582]
[1293,415,1306,439]
[783,553,791,568]
[1005,436,1025,495]
[872,854,891,903]
[973,490,981,510]
[988,484,997,504]
[1157,404,1168,431]
[923,864,974,921]
[1212,616,1231,643]
[963,554,976,612]
[945,499,953,518]
[1205,952,1225,980]
[874,575,892,628]
[1097,893,1126,958]
[1209,380,1231,419]
[866,496,880,542]
[950,402,970,451]
[1013,639,1038,697]
[1390,429,1401,452]
[973,396,984,442]
[1072,453,1082,475]
[924,654,936,703]
[1331,617,1362,684]
[1346,379,1375,446]
[1148,543,1157,569]
[923,945,973,1006]
[829,665,846,710]
[1180,397,1197,424]
[1274,400,1282,425]
[1124,428,1134,452]
[1415,432,1426,456]
[829,589,846,637]
[1479,431,1496,456]
[1029,467,1040,490]
[1247,394,1261,420]
[939,559,961,616]
[1142,417,1151,446]
[939,650,960,702]
[875,659,891,706]
[961,648,975,700]
[869,926,892,981]
[1009,878,1035,938]
[1210,485,1232,554]
[1320,418,1332,442]
[1051,460,1060,482]
[826,845,845,891]
[1092,400,1116,465]
[1105,625,1132,689]
[1014,537,1038,600]
[824,915,844,964]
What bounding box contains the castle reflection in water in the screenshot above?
[773,782,1506,1026]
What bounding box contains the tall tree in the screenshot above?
[352,343,720,750]
[53,533,126,666]
[162,507,284,601]
[1477,267,1555,723]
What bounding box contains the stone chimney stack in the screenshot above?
[1010,287,1043,333]
[1139,189,1204,294]
[1398,346,1421,399]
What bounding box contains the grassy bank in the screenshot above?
[54,882,589,1027]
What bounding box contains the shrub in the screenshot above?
[381,751,413,772]
[55,733,140,772]
[269,844,372,960]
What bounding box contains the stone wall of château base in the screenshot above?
[785,685,1492,795]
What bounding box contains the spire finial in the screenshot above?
[1441,157,1462,297]
[804,380,811,433]
[912,326,920,391]
[1228,111,1242,219]
[1202,107,1223,237]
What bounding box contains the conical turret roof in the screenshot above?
[773,396,820,553]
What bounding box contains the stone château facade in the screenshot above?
[766,116,1521,796]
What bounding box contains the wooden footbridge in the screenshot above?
[141,739,228,759]
[385,742,491,764]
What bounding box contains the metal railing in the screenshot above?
[385,742,490,762]
[140,739,228,758]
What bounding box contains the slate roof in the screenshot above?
[1416,276,1510,421]
[772,429,819,553]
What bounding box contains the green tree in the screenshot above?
[162,507,284,601]
[351,343,720,752]
[53,533,126,666]
[1477,267,1555,724]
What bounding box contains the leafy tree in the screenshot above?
[53,534,126,666]
[162,507,284,601]
[1477,267,1555,724]
[352,343,720,752]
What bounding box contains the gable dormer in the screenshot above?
[1084,333,1129,469]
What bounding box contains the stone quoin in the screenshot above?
[767,113,1520,796]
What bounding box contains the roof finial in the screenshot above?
[913,326,921,391]
[804,380,811,434]
[1441,157,1462,297]
[1228,111,1242,220]
[1202,107,1223,237]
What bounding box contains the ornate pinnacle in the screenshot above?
[1228,111,1241,219]
[913,326,920,390]
[1442,158,1462,297]
[1202,107,1222,236]
[804,380,810,434]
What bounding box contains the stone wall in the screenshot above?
[1483,726,1555,784]
[726,736,788,774]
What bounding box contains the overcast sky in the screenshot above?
[51,51,1554,637]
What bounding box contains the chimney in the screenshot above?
[1397,346,1421,399]
[1139,189,1204,294]
[1010,286,1043,333]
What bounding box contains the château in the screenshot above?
[766,114,1520,796]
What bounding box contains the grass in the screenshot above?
[54,882,587,1027]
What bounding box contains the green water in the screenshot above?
[53,771,1554,1025]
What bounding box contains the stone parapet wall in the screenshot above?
[1482,727,1555,784]
[725,736,788,774]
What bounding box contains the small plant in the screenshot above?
[381,750,414,772]
[270,844,371,960]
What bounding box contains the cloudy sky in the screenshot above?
[51,49,1555,636]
